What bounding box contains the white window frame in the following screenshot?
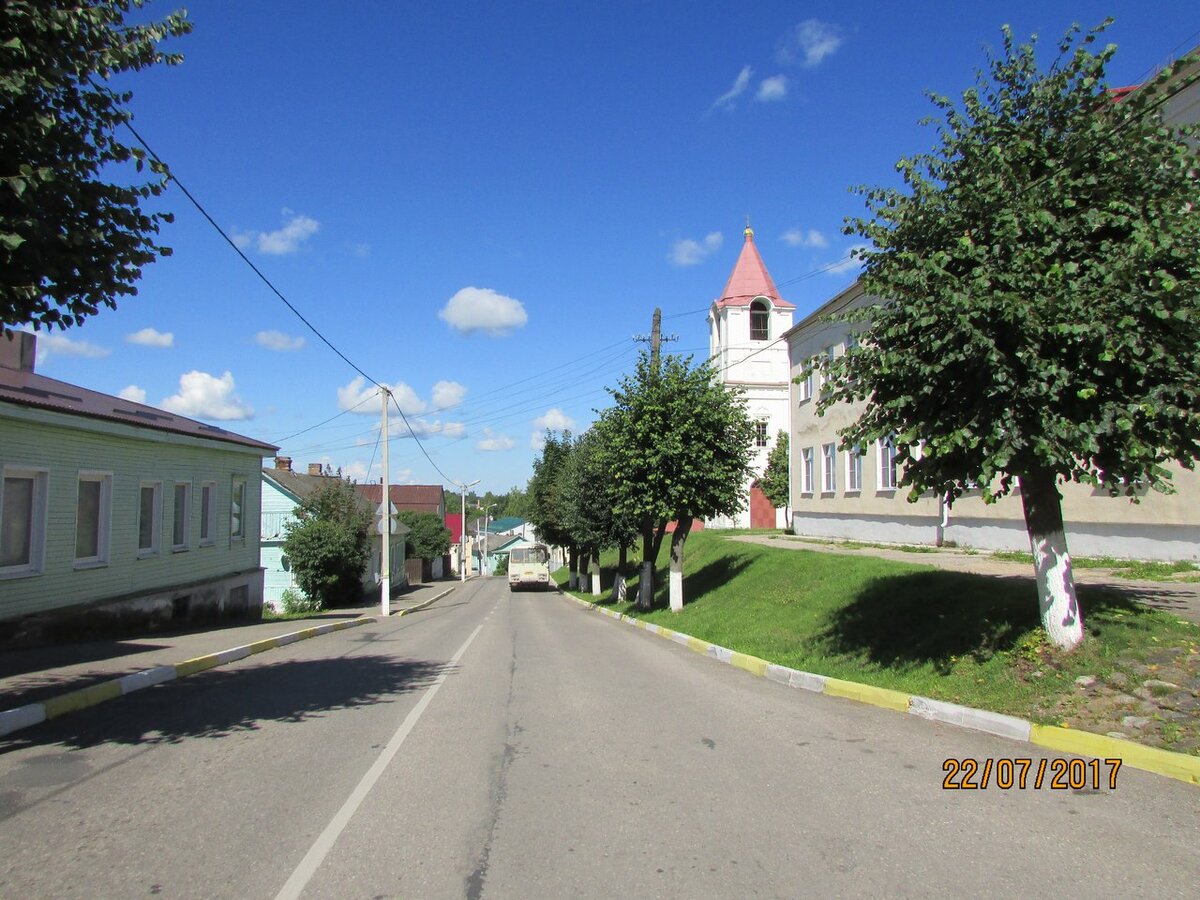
[754,421,769,448]
[74,471,113,568]
[172,480,192,551]
[137,480,162,559]
[230,477,247,542]
[749,299,770,341]
[801,447,815,495]
[1,466,49,579]
[199,481,217,546]
[797,370,814,403]
[822,443,837,493]
[847,445,863,493]
[878,436,898,491]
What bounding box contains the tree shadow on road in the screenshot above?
[819,570,1143,673]
[0,654,448,755]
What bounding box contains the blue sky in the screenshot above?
[30,1,1200,495]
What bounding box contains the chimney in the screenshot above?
[274,456,292,472]
[0,332,36,373]
[307,463,324,476]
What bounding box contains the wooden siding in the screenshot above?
[0,411,267,620]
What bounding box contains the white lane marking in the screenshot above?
[274,621,487,900]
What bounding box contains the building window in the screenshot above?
[847,445,863,492]
[822,443,837,493]
[138,481,162,557]
[173,481,192,551]
[754,421,769,447]
[230,478,246,541]
[1,467,48,577]
[200,481,216,545]
[75,472,112,566]
[749,299,769,341]
[797,370,814,403]
[801,447,815,494]
[878,436,898,491]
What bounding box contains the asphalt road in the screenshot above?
[1,578,1197,898]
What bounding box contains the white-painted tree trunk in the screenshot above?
[1028,527,1083,650]
[669,569,683,612]
[591,565,601,596]
[611,574,626,603]
[669,517,692,613]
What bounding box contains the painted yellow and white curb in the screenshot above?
[564,593,1200,788]
[0,616,378,739]
[395,587,454,617]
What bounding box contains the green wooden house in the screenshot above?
[0,332,277,641]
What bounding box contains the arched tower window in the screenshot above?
[750,298,770,341]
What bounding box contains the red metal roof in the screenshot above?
[355,483,445,514]
[713,226,795,310]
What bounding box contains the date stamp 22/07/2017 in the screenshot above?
[942,757,1122,790]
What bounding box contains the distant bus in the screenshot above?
[508,544,551,591]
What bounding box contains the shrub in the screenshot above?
[283,479,371,608]
[280,588,321,615]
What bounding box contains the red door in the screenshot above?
[749,485,776,529]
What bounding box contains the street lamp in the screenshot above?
[482,503,497,576]
[455,479,480,581]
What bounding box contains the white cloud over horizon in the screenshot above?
[778,19,845,68]
[530,408,576,449]
[126,328,174,348]
[756,74,789,102]
[160,370,253,420]
[232,209,319,255]
[711,65,752,112]
[118,385,147,404]
[24,330,110,365]
[670,231,723,267]
[439,287,528,336]
[432,380,467,410]
[255,330,306,352]
[337,376,426,415]
[476,426,515,452]
[782,228,829,248]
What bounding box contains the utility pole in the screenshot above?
[456,479,480,581]
[380,387,391,616]
[633,307,677,371]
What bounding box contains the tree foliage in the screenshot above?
[398,510,450,560]
[526,430,574,550]
[758,430,790,511]
[282,479,371,610]
[1,1,192,336]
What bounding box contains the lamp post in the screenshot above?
[482,503,497,576]
[455,479,480,581]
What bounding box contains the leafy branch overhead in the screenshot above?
[1,0,192,335]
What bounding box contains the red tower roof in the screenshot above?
[714,226,794,310]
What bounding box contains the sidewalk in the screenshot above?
[0,580,458,716]
[729,534,1200,624]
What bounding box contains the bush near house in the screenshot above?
[398,511,451,562]
[282,479,371,610]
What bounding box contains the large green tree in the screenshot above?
[283,479,372,610]
[758,430,790,517]
[819,23,1200,650]
[603,351,756,611]
[526,430,574,580]
[398,510,450,561]
[1,0,192,336]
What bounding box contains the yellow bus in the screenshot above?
[508,544,551,591]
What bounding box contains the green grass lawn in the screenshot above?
[557,530,1200,754]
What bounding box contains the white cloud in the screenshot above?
[255,330,306,352]
[756,75,789,102]
[826,244,870,275]
[389,418,463,439]
[781,228,829,248]
[233,209,319,256]
[118,385,147,404]
[476,426,515,452]
[26,331,110,364]
[160,371,253,420]
[670,231,723,267]
[337,376,426,415]
[341,460,370,482]
[711,65,752,112]
[530,408,576,448]
[126,327,174,348]
[346,241,371,258]
[432,380,467,410]
[439,287,528,336]
[778,19,844,68]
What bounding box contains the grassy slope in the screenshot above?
[558,530,1200,754]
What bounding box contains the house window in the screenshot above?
[230,478,246,541]
[797,370,814,403]
[801,447,815,494]
[750,299,769,341]
[1,467,48,576]
[138,481,162,557]
[822,443,837,493]
[200,482,216,545]
[75,472,112,566]
[173,481,191,551]
[878,436,898,491]
[754,421,769,448]
[847,446,863,492]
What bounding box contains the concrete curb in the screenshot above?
[562,593,1200,788]
[0,616,378,740]
[394,587,454,617]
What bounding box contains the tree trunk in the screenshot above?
[590,548,601,597]
[568,546,578,590]
[637,522,655,609]
[651,520,668,562]
[1020,469,1084,651]
[669,516,693,612]
[611,545,628,602]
